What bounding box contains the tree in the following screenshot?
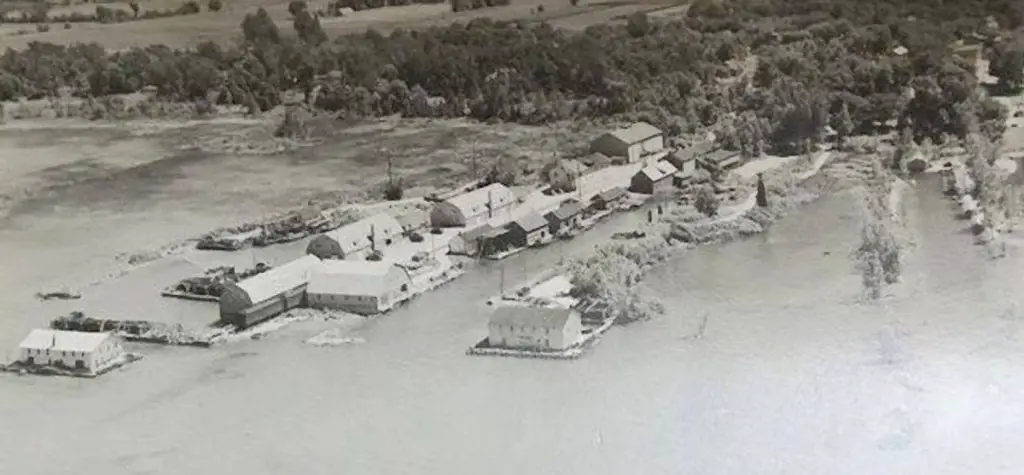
[288,0,308,16]
[208,0,223,12]
[178,1,201,14]
[242,8,281,44]
[756,173,768,207]
[833,101,854,150]
[989,39,1024,94]
[293,9,327,45]
[695,185,719,217]
[129,0,139,17]
[852,183,901,300]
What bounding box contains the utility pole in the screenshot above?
[471,140,479,181]
[369,224,376,252]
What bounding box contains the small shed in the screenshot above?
[430,183,517,228]
[306,213,403,260]
[219,255,322,328]
[589,122,665,163]
[18,329,125,375]
[449,224,504,257]
[630,161,678,195]
[487,306,583,351]
[507,212,550,248]
[590,187,627,211]
[306,260,412,315]
[698,149,742,173]
[665,143,711,182]
[544,200,584,234]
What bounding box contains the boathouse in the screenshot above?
[429,183,517,228]
[545,200,584,234]
[487,306,583,351]
[219,255,322,328]
[306,260,412,315]
[697,149,742,173]
[506,211,550,248]
[18,329,125,375]
[589,122,665,163]
[630,161,678,195]
[306,213,403,260]
[449,224,506,257]
[590,186,627,211]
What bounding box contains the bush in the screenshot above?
[695,185,719,217]
[178,1,201,14]
[35,24,50,33]
[208,0,223,12]
[288,0,308,16]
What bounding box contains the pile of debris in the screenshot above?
[50,312,212,347]
[162,263,272,301]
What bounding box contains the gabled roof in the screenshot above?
[594,186,627,202]
[512,211,549,232]
[307,260,409,297]
[323,213,403,255]
[456,224,497,242]
[235,255,321,304]
[606,122,663,145]
[445,183,517,218]
[703,149,741,165]
[490,306,575,329]
[547,200,584,221]
[19,329,113,353]
[637,161,678,182]
[670,142,715,163]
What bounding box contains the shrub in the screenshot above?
[288,0,307,16]
[695,185,719,217]
[178,1,201,14]
[35,24,50,33]
[208,0,222,12]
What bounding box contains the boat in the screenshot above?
[35,290,82,301]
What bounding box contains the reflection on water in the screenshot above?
[2,176,1024,475]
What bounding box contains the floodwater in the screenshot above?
[2,127,1024,475]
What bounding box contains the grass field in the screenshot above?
[0,0,680,50]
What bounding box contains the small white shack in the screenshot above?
[487,306,583,351]
[219,255,322,328]
[429,183,517,228]
[306,213,404,260]
[18,329,125,375]
[306,260,413,315]
[589,122,664,163]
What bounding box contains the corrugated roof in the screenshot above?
[307,260,409,297]
[324,213,404,255]
[19,329,113,353]
[236,255,321,304]
[512,211,549,232]
[446,183,517,220]
[608,122,662,144]
[490,306,575,329]
[547,200,584,221]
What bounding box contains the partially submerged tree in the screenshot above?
[695,185,719,217]
[852,158,902,299]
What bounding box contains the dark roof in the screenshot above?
[594,187,627,202]
[511,212,549,232]
[703,149,741,165]
[490,305,575,329]
[458,224,496,241]
[547,200,584,221]
[670,142,715,163]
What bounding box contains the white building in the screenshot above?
[487,306,583,351]
[306,260,413,315]
[429,183,518,228]
[306,213,404,260]
[219,254,322,328]
[589,122,665,163]
[18,329,125,375]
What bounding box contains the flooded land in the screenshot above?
[2,120,1024,475]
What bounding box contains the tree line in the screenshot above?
[1,0,1022,153]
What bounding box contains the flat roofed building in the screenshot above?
[18,329,125,375]
[487,306,583,351]
[306,260,412,315]
[219,255,322,328]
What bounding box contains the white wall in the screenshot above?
[19,338,124,374]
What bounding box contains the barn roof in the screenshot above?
[594,186,627,202]
[235,255,321,304]
[445,183,517,219]
[490,306,575,329]
[307,260,408,297]
[512,211,549,232]
[606,122,663,145]
[323,213,403,255]
[19,329,113,353]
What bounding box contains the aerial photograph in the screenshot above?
[1,0,1024,472]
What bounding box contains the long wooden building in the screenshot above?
[218,255,322,328]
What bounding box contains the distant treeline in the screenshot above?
[2,0,1023,156]
[325,0,504,14]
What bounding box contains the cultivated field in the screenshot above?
[0,0,681,50]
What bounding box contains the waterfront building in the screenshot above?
[18,329,124,375]
[590,186,627,211]
[306,260,412,315]
[697,149,742,173]
[630,161,678,195]
[429,183,517,228]
[589,122,665,163]
[306,213,404,260]
[506,211,550,248]
[544,200,584,234]
[449,224,505,257]
[665,144,709,186]
[487,306,583,351]
[219,255,322,328]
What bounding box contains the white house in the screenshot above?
[18,329,125,375]
[589,122,665,163]
[306,213,404,259]
[487,306,583,351]
[429,183,517,228]
[219,254,322,328]
[306,260,413,315]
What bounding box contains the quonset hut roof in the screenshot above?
[234,255,322,304]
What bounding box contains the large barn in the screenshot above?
[630,161,678,195]
[18,329,125,375]
[218,255,322,328]
[306,260,413,315]
[306,213,404,260]
[429,183,517,228]
[487,306,583,351]
[589,122,665,163]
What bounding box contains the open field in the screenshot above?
[0,0,681,49]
